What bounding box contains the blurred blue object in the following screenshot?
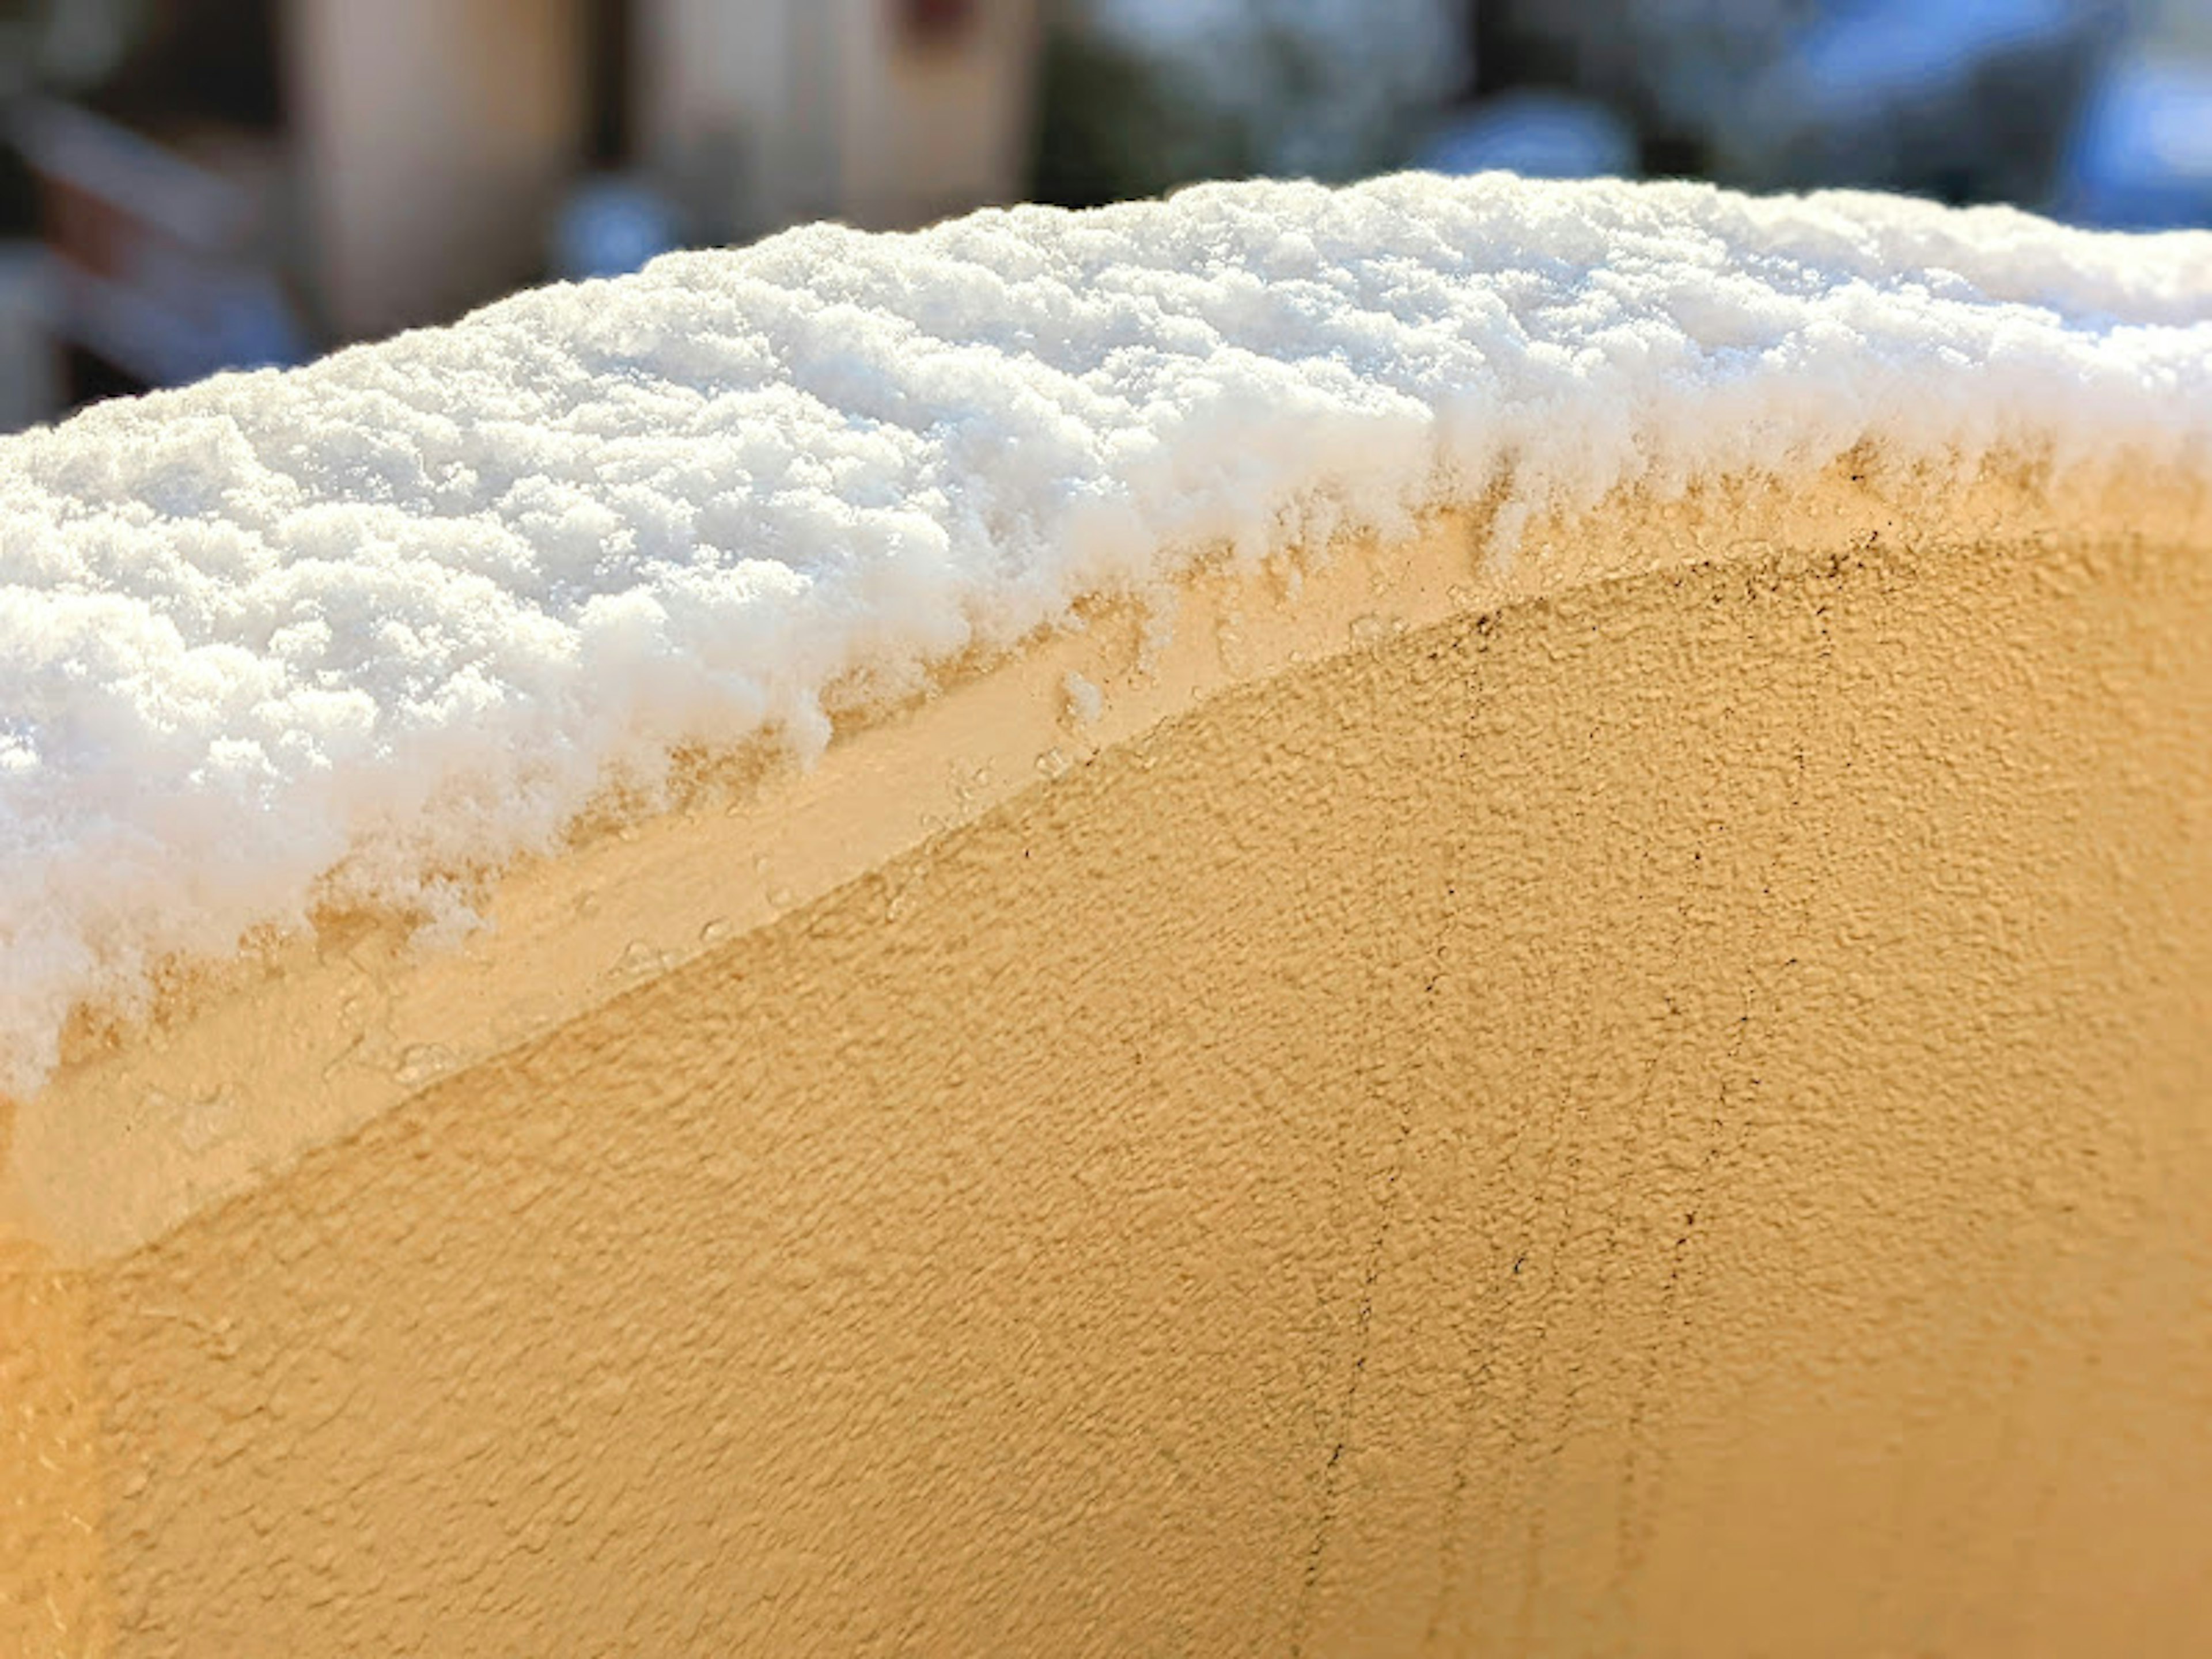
[13,99,308,390]
[1733,0,2115,199]
[1418,92,1638,181]
[552,176,682,282]
[2058,52,2212,228]
[1787,0,2085,108]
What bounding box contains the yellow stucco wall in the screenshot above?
[5,475,2210,1653]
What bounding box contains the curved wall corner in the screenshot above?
[5,501,2211,1654]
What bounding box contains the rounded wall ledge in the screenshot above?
[6,461,2211,1653]
[5,169,2211,1653]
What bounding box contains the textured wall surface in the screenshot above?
[6,522,2211,1654]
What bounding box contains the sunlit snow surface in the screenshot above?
[3,172,2209,1094]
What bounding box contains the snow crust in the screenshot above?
[4,172,2210,1094]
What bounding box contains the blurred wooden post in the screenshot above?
[289,0,588,342]
[635,0,1041,239]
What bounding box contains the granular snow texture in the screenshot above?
[2,172,2209,1094]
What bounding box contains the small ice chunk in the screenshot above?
[1062,672,1106,726]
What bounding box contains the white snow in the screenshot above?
[1062,672,1106,726]
[3,171,2210,1096]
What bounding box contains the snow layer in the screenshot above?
[3,172,2210,1095]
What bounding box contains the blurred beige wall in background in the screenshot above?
[292,0,588,341]
[292,0,1040,341]
[638,0,1039,233]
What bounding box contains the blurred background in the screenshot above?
[0,0,2205,433]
